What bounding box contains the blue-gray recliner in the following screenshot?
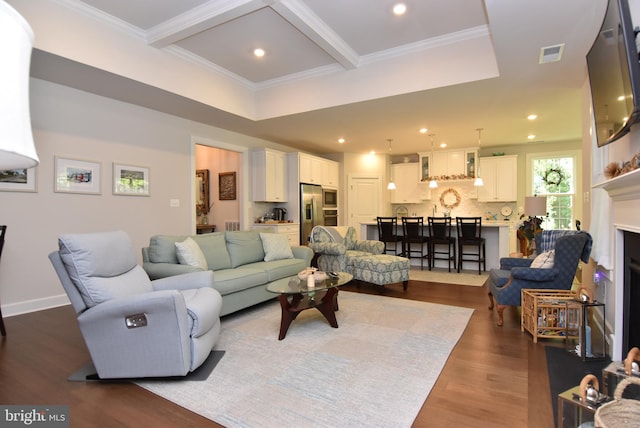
[487,230,592,326]
[49,230,222,379]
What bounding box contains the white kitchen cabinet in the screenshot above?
[420,148,476,179]
[251,223,300,246]
[299,153,323,185]
[477,155,518,202]
[251,148,287,202]
[390,163,421,204]
[323,160,339,188]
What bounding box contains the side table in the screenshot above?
[565,299,606,360]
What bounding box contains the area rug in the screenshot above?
[136,291,473,428]
[409,267,488,287]
[545,345,611,426]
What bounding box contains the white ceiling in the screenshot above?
[27,0,607,155]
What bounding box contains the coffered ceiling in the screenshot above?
[22,0,607,154]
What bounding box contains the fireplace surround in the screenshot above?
[595,168,640,360]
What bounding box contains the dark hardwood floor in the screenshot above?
[0,279,555,427]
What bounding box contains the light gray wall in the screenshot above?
[0,78,285,316]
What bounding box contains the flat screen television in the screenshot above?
[587,0,640,147]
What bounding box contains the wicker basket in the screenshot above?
[595,376,640,427]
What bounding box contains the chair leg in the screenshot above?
[0,306,5,336]
[496,305,507,327]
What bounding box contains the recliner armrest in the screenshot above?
[500,257,533,270]
[510,267,558,281]
[77,290,192,378]
[151,270,214,292]
[309,242,346,256]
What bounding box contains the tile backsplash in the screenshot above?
[392,180,519,224]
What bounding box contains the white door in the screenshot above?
[348,174,382,239]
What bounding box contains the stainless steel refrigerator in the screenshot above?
[300,183,323,245]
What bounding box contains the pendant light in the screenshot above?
[428,134,438,189]
[387,139,396,190]
[474,128,484,187]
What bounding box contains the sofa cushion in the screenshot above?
[260,232,294,262]
[193,232,232,270]
[148,235,185,264]
[246,258,309,282]
[226,231,265,268]
[175,237,208,270]
[211,268,269,295]
[58,230,153,308]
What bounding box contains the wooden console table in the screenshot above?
[196,224,216,234]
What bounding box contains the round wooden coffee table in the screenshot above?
[266,272,352,340]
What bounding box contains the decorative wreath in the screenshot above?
[439,188,461,210]
[542,166,565,187]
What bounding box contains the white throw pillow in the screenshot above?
[530,250,555,269]
[175,237,208,270]
[260,233,294,262]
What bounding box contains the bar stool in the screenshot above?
[428,217,456,272]
[402,217,429,270]
[401,217,429,269]
[376,217,403,255]
[455,217,486,274]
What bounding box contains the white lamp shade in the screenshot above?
[387,181,396,190]
[524,196,547,216]
[474,177,484,186]
[0,2,38,170]
[429,179,438,188]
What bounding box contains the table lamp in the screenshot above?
[524,195,547,218]
[0,2,39,170]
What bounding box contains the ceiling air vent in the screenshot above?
[539,43,565,64]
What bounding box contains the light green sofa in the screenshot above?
[142,230,313,316]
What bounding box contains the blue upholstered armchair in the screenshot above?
[308,226,384,273]
[487,230,592,326]
[49,230,223,379]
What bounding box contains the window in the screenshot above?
[531,156,576,230]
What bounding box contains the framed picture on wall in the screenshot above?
[54,157,101,194]
[196,169,210,214]
[0,167,37,192]
[219,171,236,200]
[113,163,150,196]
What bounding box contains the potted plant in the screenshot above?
[517,215,543,256]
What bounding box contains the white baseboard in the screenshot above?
[2,294,70,317]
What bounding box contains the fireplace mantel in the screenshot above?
[594,168,640,201]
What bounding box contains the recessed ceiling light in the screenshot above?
[393,3,406,15]
[254,48,265,58]
[527,114,538,120]
[419,128,428,134]
[338,138,345,143]
[527,134,536,140]
[440,143,447,148]
[370,150,376,155]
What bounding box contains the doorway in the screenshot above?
[194,141,245,232]
[347,174,382,239]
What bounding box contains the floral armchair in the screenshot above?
[308,226,384,274]
[488,230,592,326]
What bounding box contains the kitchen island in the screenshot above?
[360,220,513,271]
